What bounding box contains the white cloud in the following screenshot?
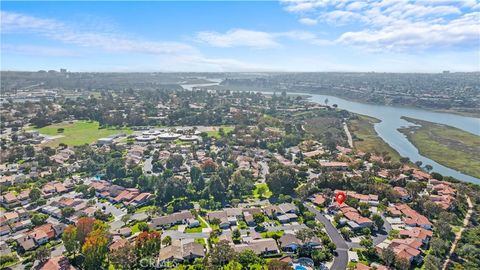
[345,2,367,11]
[337,12,480,51]
[299,17,318,25]
[196,28,331,48]
[196,29,280,49]
[323,10,366,24]
[1,44,80,57]
[1,11,196,55]
[0,11,280,72]
[280,0,480,51]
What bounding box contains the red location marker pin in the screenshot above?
[336,192,346,205]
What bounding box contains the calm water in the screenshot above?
[182,83,480,184]
[307,94,480,184]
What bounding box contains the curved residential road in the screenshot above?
[305,203,348,270]
[442,196,473,270]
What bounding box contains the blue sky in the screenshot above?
[1,1,479,72]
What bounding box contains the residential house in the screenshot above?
[207,210,230,229]
[109,238,129,251]
[149,211,194,230]
[394,187,411,202]
[279,233,302,252]
[1,192,19,208]
[309,193,327,206]
[17,235,36,252]
[233,238,279,256]
[36,255,76,270]
[158,240,205,263]
[319,161,349,171]
[399,228,433,247]
[395,204,432,230]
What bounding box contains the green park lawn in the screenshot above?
[31,121,132,147]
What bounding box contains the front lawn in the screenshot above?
[260,231,284,238]
[130,223,141,234]
[185,218,208,233]
[135,205,156,213]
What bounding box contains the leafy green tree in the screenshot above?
[424,254,442,270]
[256,185,267,199]
[61,207,75,219]
[106,159,126,179]
[207,240,237,268]
[31,213,48,226]
[34,245,51,263]
[166,154,184,170]
[381,247,396,267]
[29,188,42,202]
[121,214,131,226]
[436,220,454,241]
[266,166,298,195]
[311,249,330,264]
[62,225,79,255]
[295,228,316,243]
[223,261,242,270]
[372,214,384,229]
[237,249,263,268]
[190,166,205,190]
[340,228,352,240]
[25,145,35,157]
[162,235,172,246]
[360,237,373,249]
[430,238,449,257]
[228,170,255,198]
[137,222,150,232]
[395,257,411,270]
[207,174,226,201]
[109,243,137,270]
[253,213,265,224]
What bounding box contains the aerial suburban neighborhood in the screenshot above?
[0,72,478,270]
[1,0,480,269]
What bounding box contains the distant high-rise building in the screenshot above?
[442,70,450,74]
[60,68,67,73]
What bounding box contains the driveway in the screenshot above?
[258,161,269,182]
[95,202,126,218]
[51,244,65,257]
[143,156,153,174]
[305,203,348,270]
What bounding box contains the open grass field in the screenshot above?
[32,121,132,147]
[399,117,480,179]
[348,115,401,162]
[206,126,234,138]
